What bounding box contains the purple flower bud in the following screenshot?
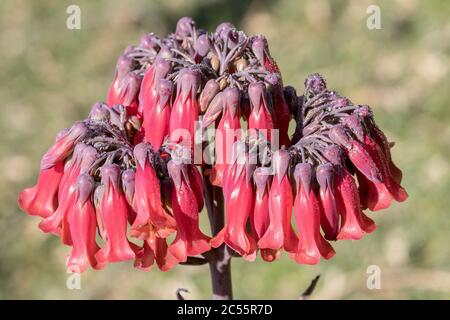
[328,125,351,149]
[133,142,151,169]
[294,162,313,195]
[140,33,159,50]
[80,146,98,174]
[304,73,327,95]
[248,82,265,112]
[154,58,172,82]
[89,102,110,122]
[100,164,121,189]
[224,87,240,118]
[195,34,210,57]
[156,45,173,60]
[178,69,201,103]
[121,169,135,205]
[343,113,365,142]
[323,145,343,165]
[251,35,267,63]
[115,54,134,83]
[157,79,174,109]
[215,22,235,37]
[202,91,224,128]
[176,17,195,37]
[199,79,220,112]
[316,163,335,191]
[272,150,290,182]
[76,174,95,205]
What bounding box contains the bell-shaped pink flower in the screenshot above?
[169,69,201,149]
[143,79,173,149]
[248,82,275,143]
[251,35,280,74]
[95,164,136,264]
[265,73,291,147]
[211,143,257,260]
[39,144,97,246]
[329,125,382,183]
[167,160,210,262]
[107,71,142,115]
[107,55,134,104]
[259,150,298,255]
[40,122,88,170]
[291,163,335,265]
[132,143,176,239]
[251,167,280,262]
[66,174,103,272]
[138,58,172,116]
[316,163,339,240]
[18,161,64,218]
[323,146,377,240]
[210,87,241,187]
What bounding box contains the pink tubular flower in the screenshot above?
[107,55,133,104]
[342,112,408,211]
[210,87,241,187]
[250,167,276,261]
[67,174,102,272]
[265,73,291,147]
[39,144,97,245]
[291,163,335,265]
[169,69,201,149]
[258,150,297,256]
[316,164,339,241]
[251,35,280,74]
[248,82,274,142]
[167,160,210,262]
[40,122,88,170]
[329,125,382,183]
[138,58,172,116]
[212,143,257,260]
[18,161,64,218]
[107,71,142,115]
[359,132,408,211]
[95,164,136,264]
[323,146,377,240]
[143,79,173,149]
[132,142,176,239]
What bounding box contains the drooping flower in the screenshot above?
[132,142,176,238]
[258,150,297,256]
[95,164,136,264]
[211,143,257,260]
[291,163,335,265]
[167,160,210,262]
[66,174,102,272]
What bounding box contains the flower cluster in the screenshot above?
[18,17,407,272]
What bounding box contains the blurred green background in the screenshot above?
[1,0,449,299]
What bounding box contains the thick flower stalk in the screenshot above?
[19,17,407,299]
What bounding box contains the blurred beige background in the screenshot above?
[0,0,449,299]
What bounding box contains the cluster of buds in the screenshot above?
[19,17,407,272]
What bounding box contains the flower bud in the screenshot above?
[176,17,194,37]
[199,79,220,112]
